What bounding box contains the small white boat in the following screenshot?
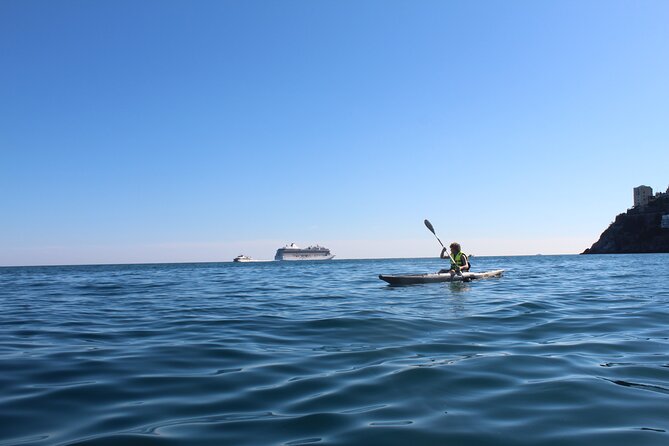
[233,255,254,262]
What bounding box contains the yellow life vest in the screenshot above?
[451,251,467,269]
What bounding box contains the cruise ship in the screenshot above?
[274,243,335,261]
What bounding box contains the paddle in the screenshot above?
[424,219,462,275]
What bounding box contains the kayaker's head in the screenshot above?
[450,242,461,254]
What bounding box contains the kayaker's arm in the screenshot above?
[461,254,470,271]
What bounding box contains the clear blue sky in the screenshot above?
[1,0,668,265]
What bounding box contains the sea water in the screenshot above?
[1,255,668,445]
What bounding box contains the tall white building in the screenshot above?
[633,185,653,207]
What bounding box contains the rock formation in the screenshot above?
[583,194,669,254]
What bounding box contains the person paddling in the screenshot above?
[439,242,470,276]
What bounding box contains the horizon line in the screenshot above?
[6,252,645,268]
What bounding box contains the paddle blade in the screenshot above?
[424,219,436,234]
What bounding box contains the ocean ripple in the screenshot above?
[1,255,669,445]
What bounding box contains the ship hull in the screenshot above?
[275,254,335,261]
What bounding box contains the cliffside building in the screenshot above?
[633,185,653,207]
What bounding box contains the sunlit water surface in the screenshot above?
[1,255,668,445]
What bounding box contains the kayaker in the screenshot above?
[439,242,470,275]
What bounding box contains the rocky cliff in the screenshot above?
[583,194,669,254]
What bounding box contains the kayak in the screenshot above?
[379,269,504,285]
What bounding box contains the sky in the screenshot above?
[1,0,668,266]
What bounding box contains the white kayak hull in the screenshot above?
[379,269,504,285]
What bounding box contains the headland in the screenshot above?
[583,185,669,254]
